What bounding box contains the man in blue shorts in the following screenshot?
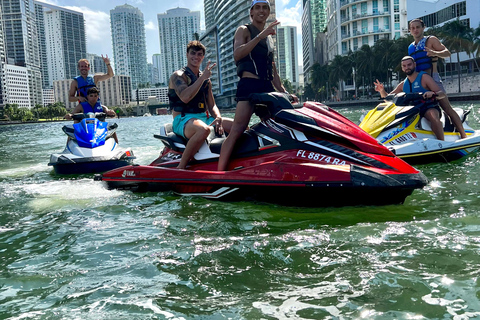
[168,40,233,169]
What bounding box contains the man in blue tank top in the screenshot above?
[408,18,466,139]
[68,55,114,103]
[374,56,445,140]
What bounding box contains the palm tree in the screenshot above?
[355,45,376,93]
[438,19,473,93]
[328,55,351,100]
[310,63,329,100]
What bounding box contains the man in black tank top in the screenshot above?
[218,0,297,171]
[168,40,233,169]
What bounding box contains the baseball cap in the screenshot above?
[250,0,270,9]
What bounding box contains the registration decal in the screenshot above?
[296,150,346,165]
[387,132,418,145]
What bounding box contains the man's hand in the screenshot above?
[258,20,280,39]
[64,113,72,120]
[373,79,384,92]
[201,61,216,80]
[102,54,111,65]
[212,117,223,135]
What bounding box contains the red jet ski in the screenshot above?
[95,92,427,206]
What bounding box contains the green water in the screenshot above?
[1,102,480,319]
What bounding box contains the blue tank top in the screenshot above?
[403,71,427,93]
[74,75,96,98]
[80,101,103,114]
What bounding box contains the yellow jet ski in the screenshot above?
[359,92,480,164]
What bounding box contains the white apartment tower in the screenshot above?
[110,4,148,89]
[34,1,86,88]
[326,0,408,58]
[0,0,42,107]
[157,8,201,84]
[203,0,277,108]
[277,26,299,88]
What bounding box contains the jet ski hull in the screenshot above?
[98,161,427,206]
[49,156,134,175]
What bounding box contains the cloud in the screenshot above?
[276,0,302,30]
[64,6,112,56]
[145,20,156,30]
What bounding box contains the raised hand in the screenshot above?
[259,20,280,39]
[373,79,384,92]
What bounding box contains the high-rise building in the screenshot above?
[0,0,43,107]
[203,0,277,108]
[302,0,328,82]
[326,0,408,59]
[277,26,299,88]
[110,4,148,89]
[152,54,165,85]
[0,4,5,107]
[157,8,201,84]
[34,1,86,88]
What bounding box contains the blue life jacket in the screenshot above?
[408,36,438,73]
[74,75,96,98]
[81,101,103,115]
[403,71,427,93]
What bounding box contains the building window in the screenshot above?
[373,0,378,14]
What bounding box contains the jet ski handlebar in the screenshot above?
[388,92,437,107]
[71,112,113,121]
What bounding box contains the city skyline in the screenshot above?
[36,0,303,66]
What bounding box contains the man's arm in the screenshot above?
[422,74,446,99]
[64,103,83,119]
[93,55,114,83]
[102,105,116,116]
[68,79,84,103]
[374,79,402,98]
[171,63,215,104]
[425,36,451,59]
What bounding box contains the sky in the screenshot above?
[40,0,304,66]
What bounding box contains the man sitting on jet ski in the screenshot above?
[168,40,233,169]
[374,56,446,140]
[65,87,118,143]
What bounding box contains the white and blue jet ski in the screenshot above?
[48,113,135,174]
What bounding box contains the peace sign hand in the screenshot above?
[202,61,216,79]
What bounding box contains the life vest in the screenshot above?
[403,71,427,93]
[408,36,438,73]
[80,101,103,115]
[235,24,274,80]
[168,66,209,115]
[74,75,96,98]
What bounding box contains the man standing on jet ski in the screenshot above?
[168,40,233,170]
[374,56,446,140]
[68,55,114,103]
[65,87,118,143]
[218,0,297,171]
[408,18,467,139]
